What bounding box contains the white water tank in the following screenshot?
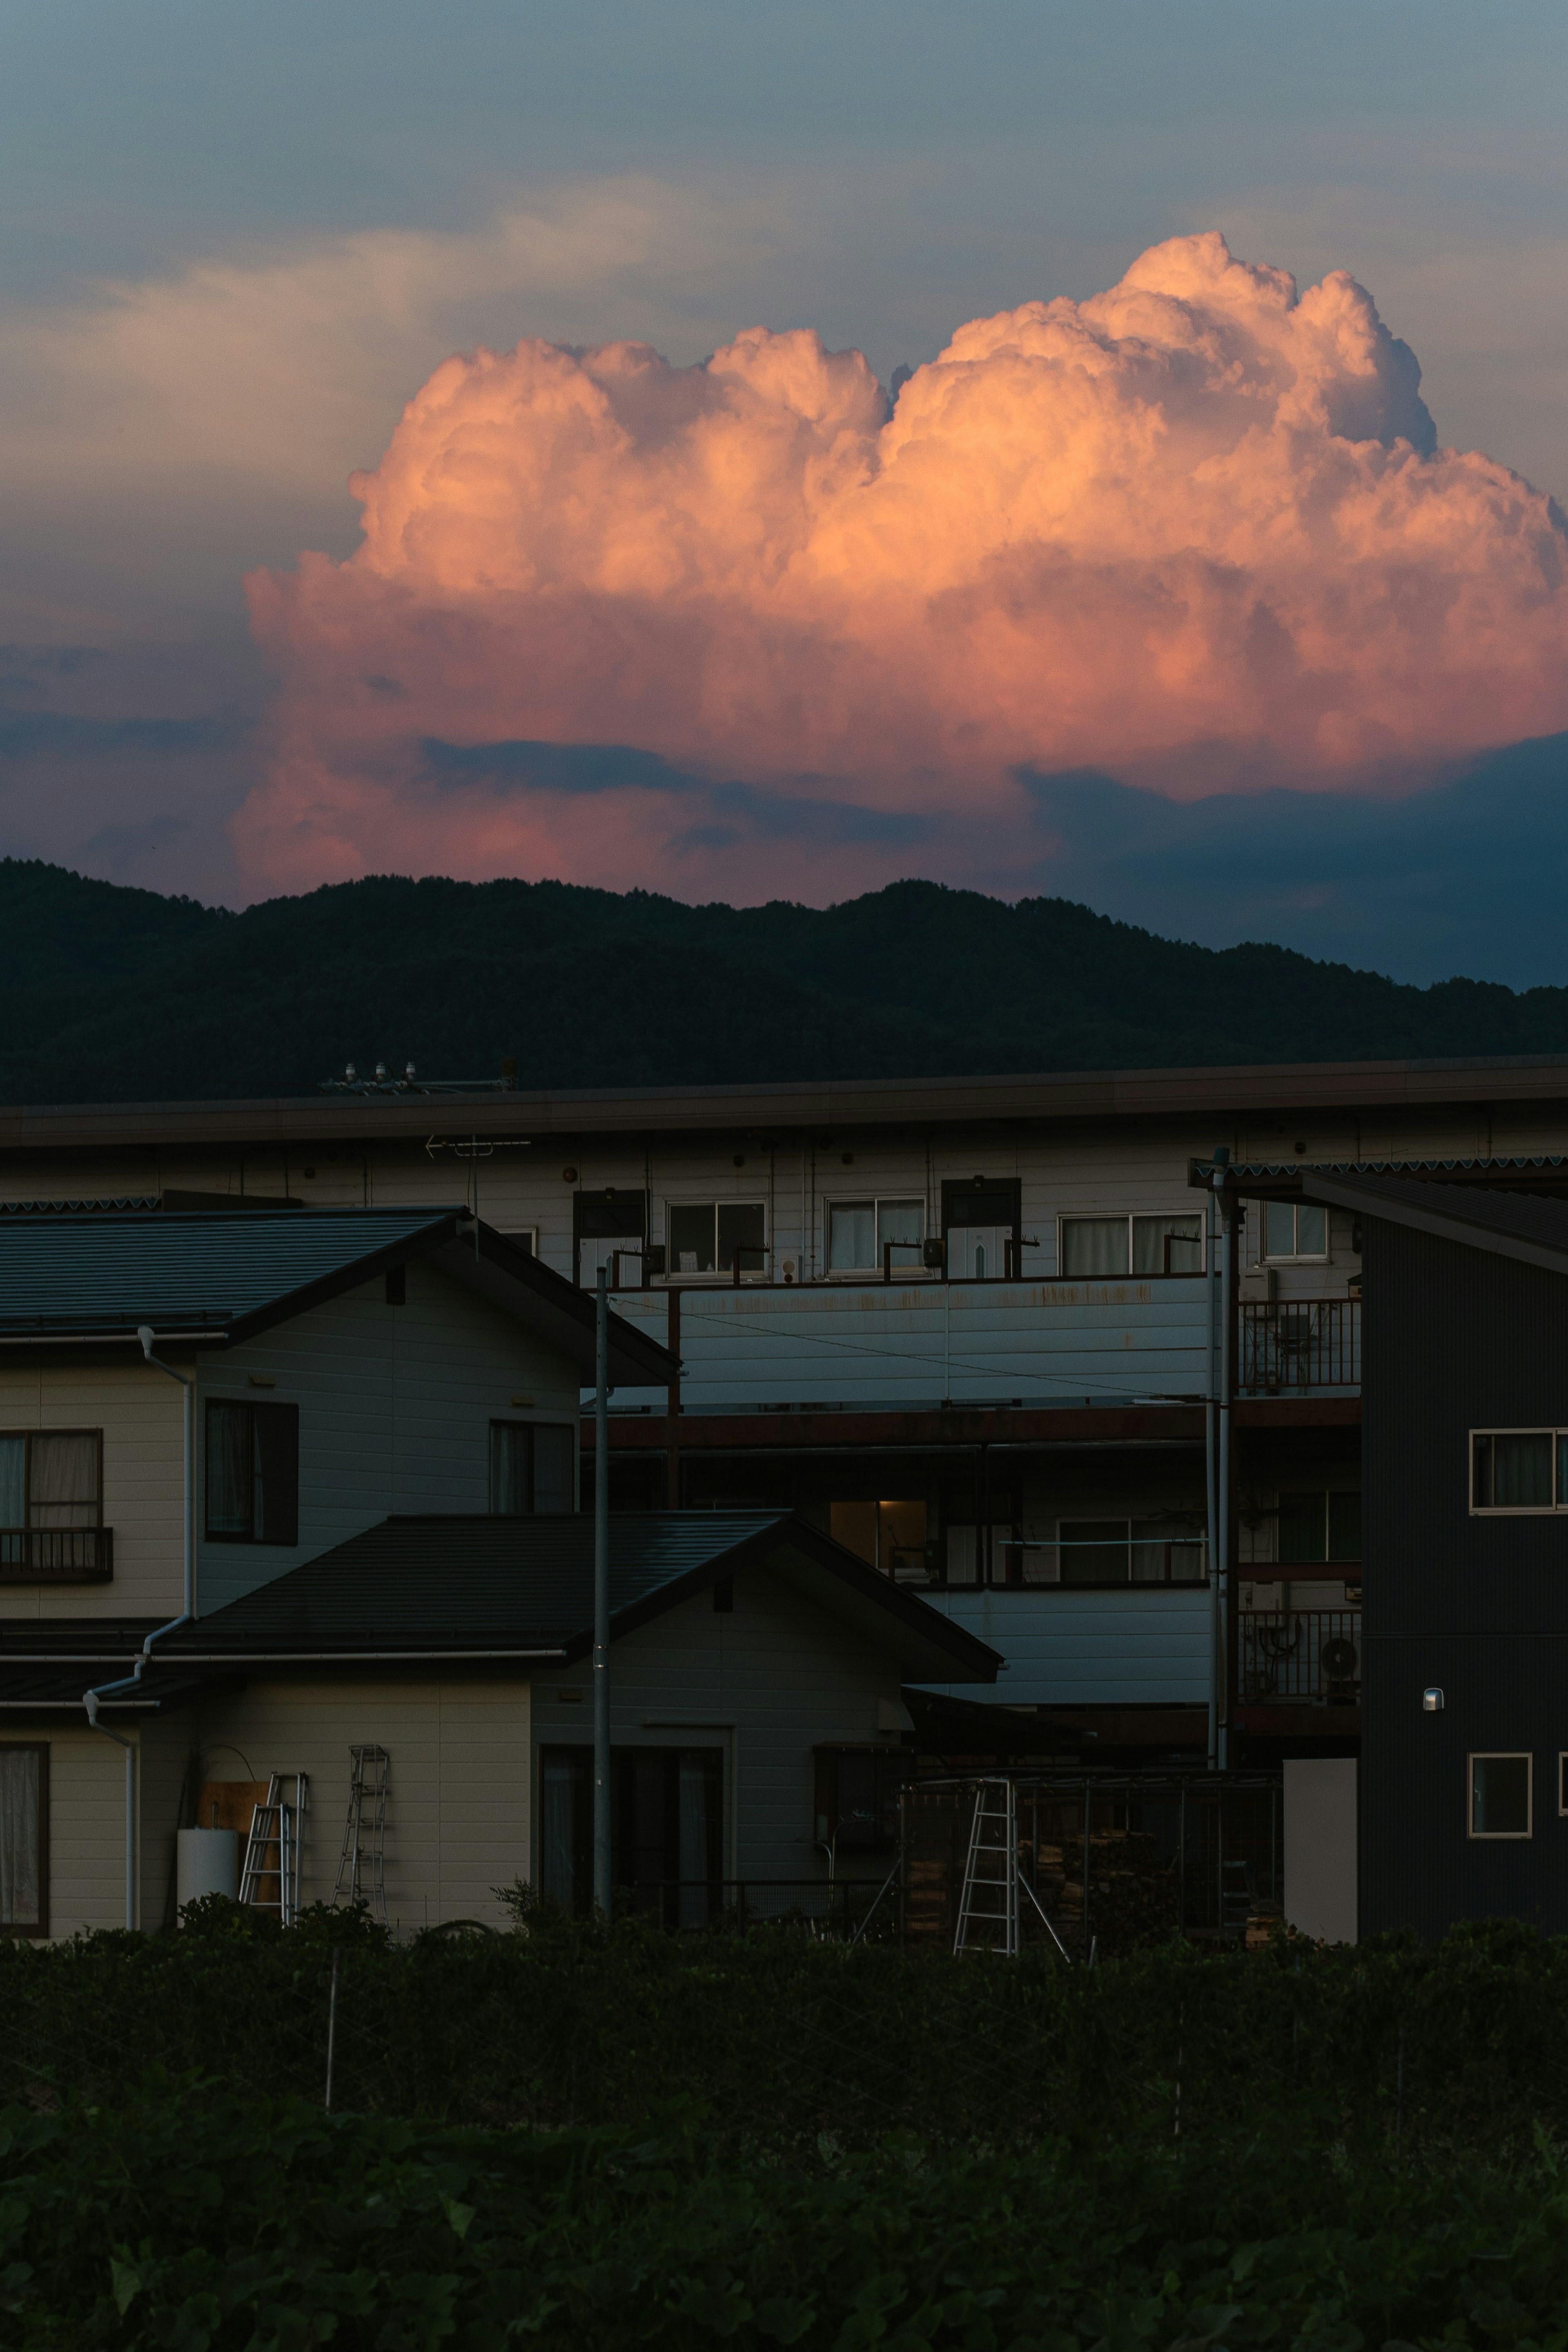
[177,1826,239,1911]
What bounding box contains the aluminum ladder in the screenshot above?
[238,1771,308,1925]
[332,1744,390,1922]
[953,1775,1072,1960]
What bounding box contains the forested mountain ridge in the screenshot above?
[2,857,1566,1104]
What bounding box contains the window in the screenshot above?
[830,1498,931,1582]
[814,1747,910,1854]
[940,1178,1021,1281]
[826,1198,924,1273]
[1263,1201,1329,1261]
[666,1201,766,1276]
[1277,1490,1363,1562]
[574,1188,647,1287]
[205,1401,298,1544]
[497,1227,536,1254]
[539,1744,724,1920]
[1469,1753,1531,1838]
[1059,1214,1204,1278]
[0,1745,47,1936]
[1470,1430,1568,1512]
[1006,1519,1207,1587]
[0,1431,101,1540]
[1559,1754,1568,1817]
[489,1421,576,1513]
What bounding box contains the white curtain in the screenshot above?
[0,1749,40,1927]
[1132,1215,1203,1275]
[1061,1219,1129,1278]
[828,1203,874,1270]
[28,1432,98,1528]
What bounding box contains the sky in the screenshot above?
[4,0,1568,984]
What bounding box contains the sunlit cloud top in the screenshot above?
[239,231,1568,897]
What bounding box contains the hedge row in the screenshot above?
[3,1899,1568,2149]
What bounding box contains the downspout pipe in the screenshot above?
[80,1326,197,1929]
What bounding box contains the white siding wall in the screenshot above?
[190,1678,534,1929]
[0,1361,185,1619]
[198,1256,579,1610]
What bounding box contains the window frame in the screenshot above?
[1261,1200,1330,1264]
[0,1742,49,1939]
[823,1195,928,1277]
[662,1199,769,1281]
[203,1399,300,1546]
[1558,1753,1568,1818]
[0,1429,103,1530]
[1468,1751,1532,1840]
[1469,1427,1567,1515]
[1057,1212,1207,1281]
[488,1419,578,1514]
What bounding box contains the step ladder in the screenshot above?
[332,1745,390,1922]
[238,1772,309,1925]
[953,1777,1071,1960]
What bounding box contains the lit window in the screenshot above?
[1471,1430,1568,1512]
[826,1198,924,1272]
[666,1202,766,1276]
[1469,1753,1531,1838]
[1060,1214,1204,1278]
[1263,1202,1329,1261]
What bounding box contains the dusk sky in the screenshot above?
[4,1,1568,983]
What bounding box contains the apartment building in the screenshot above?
[4,1051,1567,1772]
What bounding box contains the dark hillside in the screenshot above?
[3,857,1567,1102]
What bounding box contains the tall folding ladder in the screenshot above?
[238,1772,309,1925]
[332,1745,390,1922]
[953,1776,1072,1960]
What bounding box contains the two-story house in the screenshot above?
[7,1050,1568,1787]
[0,1206,994,1937]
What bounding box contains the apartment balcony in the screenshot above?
[0,1527,114,1582]
[1238,1608,1360,1707]
[1238,1301,1359,1396]
[603,1275,1216,1416]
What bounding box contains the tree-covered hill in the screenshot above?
[3,856,1567,1103]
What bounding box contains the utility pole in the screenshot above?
[594,1264,612,1918]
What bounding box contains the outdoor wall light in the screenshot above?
[1423,1687,1445,1713]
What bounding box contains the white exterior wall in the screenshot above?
[198,1255,579,1611]
[0,1360,185,1619]
[190,1677,535,1930]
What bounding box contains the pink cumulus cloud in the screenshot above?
[237,230,1568,898]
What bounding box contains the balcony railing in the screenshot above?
[0,1527,114,1582]
[1240,1300,1359,1392]
[1239,1608,1360,1705]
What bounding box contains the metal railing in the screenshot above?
[0,1527,113,1581]
[1239,1608,1361,1704]
[1240,1300,1359,1391]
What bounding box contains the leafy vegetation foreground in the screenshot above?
[7,1910,1568,2345]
